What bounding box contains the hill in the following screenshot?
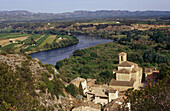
[0,10,170,22]
[0,53,72,110]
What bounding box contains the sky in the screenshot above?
[0,0,170,13]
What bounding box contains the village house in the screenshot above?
[145,68,159,81]
[109,52,143,91]
[104,96,131,111]
[70,77,88,95]
[87,85,119,106]
[72,102,101,111]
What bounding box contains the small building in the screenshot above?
[87,85,119,106]
[109,89,119,103]
[9,39,16,43]
[110,52,143,91]
[71,77,88,94]
[72,102,101,111]
[104,97,131,111]
[145,68,159,81]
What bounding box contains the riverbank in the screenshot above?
[30,35,113,65]
[0,34,79,54]
[26,36,79,54]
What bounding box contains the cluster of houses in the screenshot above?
[70,52,159,111]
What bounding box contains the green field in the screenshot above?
[45,35,56,44]
[38,35,53,47]
[0,33,29,40]
[23,34,41,45]
[25,35,49,51]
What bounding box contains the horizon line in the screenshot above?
[0,9,170,14]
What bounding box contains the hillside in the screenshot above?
[0,53,74,110]
[0,10,170,22]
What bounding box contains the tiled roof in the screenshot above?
[104,97,124,110]
[119,61,137,67]
[87,85,109,97]
[109,78,136,87]
[117,68,130,74]
[131,68,139,73]
[70,77,86,88]
[71,77,86,85]
[118,52,127,55]
[109,88,117,93]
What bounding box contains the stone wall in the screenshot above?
[109,91,118,102]
[94,96,108,105]
[116,73,131,81]
[110,85,132,91]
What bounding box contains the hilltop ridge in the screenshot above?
[0,10,170,22]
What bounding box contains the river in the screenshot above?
[30,35,113,65]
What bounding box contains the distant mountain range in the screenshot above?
[0,10,170,22]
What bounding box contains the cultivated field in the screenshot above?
[0,33,29,40]
[44,35,56,44]
[38,35,54,47]
[0,35,30,47]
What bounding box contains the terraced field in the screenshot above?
[25,35,49,51]
[0,33,78,54]
[0,33,29,40]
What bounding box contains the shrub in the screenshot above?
[65,83,79,97]
[73,49,84,56]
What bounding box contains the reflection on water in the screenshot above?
[30,35,112,65]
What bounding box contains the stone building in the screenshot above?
[110,52,142,91]
[104,97,131,111]
[87,85,119,105]
[72,102,101,111]
[145,68,159,81]
[70,77,88,94]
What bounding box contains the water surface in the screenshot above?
[30,35,112,65]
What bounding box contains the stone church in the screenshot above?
[109,52,142,91]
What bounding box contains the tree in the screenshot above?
[55,61,63,70]
[73,49,84,56]
[123,70,170,111]
[97,70,113,84]
[79,82,84,96]
[65,83,79,97]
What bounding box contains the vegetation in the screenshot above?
[65,83,79,97]
[123,69,170,111]
[56,29,169,83]
[0,19,170,110]
[0,33,79,54]
[0,54,66,110]
[0,33,29,40]
[0,62,44,110]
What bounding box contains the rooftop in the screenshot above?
[71,77,86,84]
[109,78,135,87]
[117,68,130,74]
[118,52,127,56]
[87,85,109,97]
[118,61,137,67]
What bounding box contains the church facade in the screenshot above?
[109,52,142,91]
